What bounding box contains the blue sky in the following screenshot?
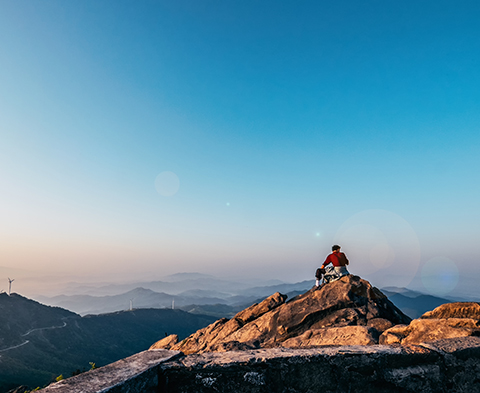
[1,1,479,296]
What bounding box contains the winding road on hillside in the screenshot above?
[0,340,30,353]
[0,320,68,355]
[21,321,68,336]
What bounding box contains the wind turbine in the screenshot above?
[8,278,14,296]
[129,298,134,311]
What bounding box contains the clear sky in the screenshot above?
[1,1,479,297]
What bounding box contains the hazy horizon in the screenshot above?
[1,2,479,300]
[1,264,478,302]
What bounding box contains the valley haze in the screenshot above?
[7,272,470,322]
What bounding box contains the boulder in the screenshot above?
[149,334,178,350]
[234,292,287,324]
[379,324,410,345]
[421,302,480,319]
[367,317,394,333]
[380,302,480,345]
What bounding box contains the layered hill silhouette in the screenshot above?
[151,274,412,353]
[381,287,458,319]
[34,273,458,320]
[34,281,312,316]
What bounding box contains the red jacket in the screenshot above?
[323,251,349,267]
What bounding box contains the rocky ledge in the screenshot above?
[39,337,480,393]
[159,338,480,393]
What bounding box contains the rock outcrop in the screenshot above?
[380,302,480,345]
[151,275,411,353]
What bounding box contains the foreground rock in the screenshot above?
[151,275,411,353]
[159,338,480,393]
[381,302,480,345]
[39,337,480,393]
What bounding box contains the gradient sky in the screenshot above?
[1,1,479,297]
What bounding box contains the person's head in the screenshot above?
[332,245,341,252]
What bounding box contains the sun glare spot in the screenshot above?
[154,171,180,197]
[334,209,421,287]
[421,256,459,297]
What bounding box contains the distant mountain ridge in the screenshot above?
[54,275,290,297]
[33,274,466,320]
[34,280,315,316]
[381,287,461,318]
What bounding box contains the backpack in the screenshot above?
[323,265,341,283]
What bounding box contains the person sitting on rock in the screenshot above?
[315,267,325,287]
[320,245,350,279]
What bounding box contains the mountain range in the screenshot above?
[381,286,461,319]
[33,274,459,320]
[33,277,313,317]
[0,293,216,393]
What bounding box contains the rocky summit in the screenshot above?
[151,274,411,353]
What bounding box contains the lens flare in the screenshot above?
[369,242,394,269]
[334,209,420,288]
[421,256,459,296]
[154,171,180,197]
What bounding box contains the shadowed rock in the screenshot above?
[151,275,411,354]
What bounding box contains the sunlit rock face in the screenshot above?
[151,275,411,354]
[380,302,480,345]
[422,302,480,319]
